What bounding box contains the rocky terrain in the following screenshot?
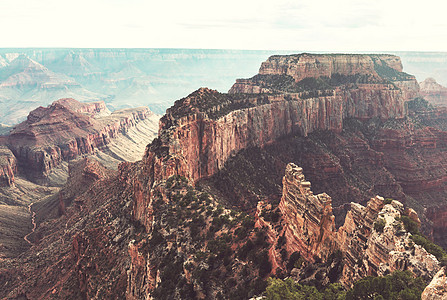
[0,98,158,261]
[420,77,447,107]
[1,53,447,299]
[0,98,159,186]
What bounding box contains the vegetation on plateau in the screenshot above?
[265,270,426,300]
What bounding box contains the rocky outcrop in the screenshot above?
[2,53,446,299]
[3,98,157,182]
[0,147,17,187]
[279,163,336,261]
[422,267,447,300]
[339,198,439,286]
[279,163,440,287]
[420,78,447,107]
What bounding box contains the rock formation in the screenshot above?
[0,146,17,187]
[279,163,440,287]
[279,163,336,261]
[0,98,158,184]
[2,53,447,299]
[135,54,416,211]
[420,78,447,107]
[427,206,447,250]
[422,267,447,300]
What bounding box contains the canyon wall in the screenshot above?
[0,98,157,183]
[135,54,418,229]
[0,147,17,187]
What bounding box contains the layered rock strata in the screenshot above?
[256,54,403,82]
[279,163,336,261]
[279,163,440,287]
[134,54,418,230]
[427,206,447,249]
[1,98,157,181]
[141,55,412,185]
[0,146,17,187]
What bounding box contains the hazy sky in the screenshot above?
[1,0,446,51]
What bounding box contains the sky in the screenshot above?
[0,0,446,51]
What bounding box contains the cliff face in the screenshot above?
[139,54,414,191]
[2,98,157,183]
[420,78,447,107]
[131,54,419,232]
[279,163,440,287]
[427,206,447,250]
[2,53,446,298]
[279,163,336,261]
[53,98,111,117]
[0,147,17,187]
[256,54,403,82]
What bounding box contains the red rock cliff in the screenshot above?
[279,163,336,261]
[134,54,418,228]
[6,98,152,180]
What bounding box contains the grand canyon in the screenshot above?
[1,52,447,299]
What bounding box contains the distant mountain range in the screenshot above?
[0,49,446,125]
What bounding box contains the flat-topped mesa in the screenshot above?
[258,53,404,82]
[279,163,440,287]
[140,54,420,193]
[6,98,153,181]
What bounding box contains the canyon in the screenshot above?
[1,53,447,299]
[0,98,158,261]
[0,98,159,186]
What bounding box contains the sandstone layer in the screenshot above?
[1,53,446,299]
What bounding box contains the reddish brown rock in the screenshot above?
[279,163,336,261]
[0,146,17,187]
[5,98,153,181]
[256,54,402,82]
[427,205,447,249]
[53,98,111,117]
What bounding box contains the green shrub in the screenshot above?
[384,198,393,205]
[411,234,447,261]
[374,218,386,233]
[399,216,419,234]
